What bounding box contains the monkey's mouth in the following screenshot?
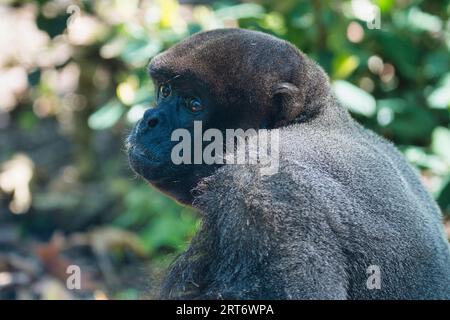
[127,143,161,164]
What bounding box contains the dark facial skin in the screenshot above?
[127,74,217,204]
[127,28,307,205]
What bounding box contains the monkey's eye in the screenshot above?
[185,97,203,112]
[159,84,172,99]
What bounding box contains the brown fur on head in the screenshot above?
[148,28,331,129]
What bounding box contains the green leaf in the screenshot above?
[407,7,443,33]
[18,111,38,131]
[427,74,450,109]
[142,211,197,254]
[333,55,360,79]
[375,0,395,13]
[432,127,450,163]
[404,146,448,174]
[386,104,436,143]
[121,39,162,66]
[88,100,124,130]
[332,80,376,117]
[424,52,450,79]
[376,32,419,79]
[215,3,265,20]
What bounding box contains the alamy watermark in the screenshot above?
[170,121,280,176]
[367,4,381,30]
[66,4,81,28]
[66,265,81,290]
[366,265,381,290]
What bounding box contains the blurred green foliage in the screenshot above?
[113,183,199,255]
[0,0,449,266]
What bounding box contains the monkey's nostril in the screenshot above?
[148,118,159,128]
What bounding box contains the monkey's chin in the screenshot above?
[127,146,166,182]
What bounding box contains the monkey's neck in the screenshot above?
[314,94,352,127]
[297,62,352,129]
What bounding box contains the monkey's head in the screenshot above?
[127,28,330,204]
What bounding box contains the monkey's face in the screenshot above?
[127,28,304,204]
[126,73,217,203]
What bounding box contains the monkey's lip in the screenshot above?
[128,144,161,164]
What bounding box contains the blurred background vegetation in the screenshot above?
[0,0,449,299]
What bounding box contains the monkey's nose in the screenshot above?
[142,108,161,129]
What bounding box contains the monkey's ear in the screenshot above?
[272,82,304,127]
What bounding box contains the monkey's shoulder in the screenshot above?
[194,156,354,223]
[195,123,439,227]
